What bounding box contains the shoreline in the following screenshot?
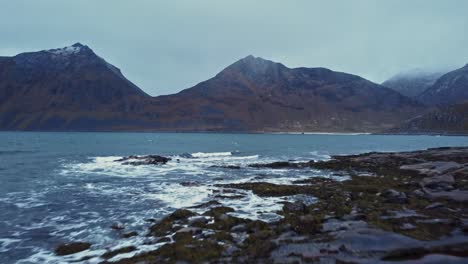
[54,146,468,263]
[0,129,467,137]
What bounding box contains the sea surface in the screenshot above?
[1,132,467,263]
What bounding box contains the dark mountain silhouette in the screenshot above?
[417,64,468,106]
[0,45,426,132]
[382,70,445,98]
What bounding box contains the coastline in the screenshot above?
[54,146,468,263]
[0,129,467,136]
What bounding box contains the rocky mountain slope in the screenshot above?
[417,64,468,106]
[0,45,426,132]
[389,101,468,135]
[382,70,445,98]
[0,43,152,130]
[144,55,424,132]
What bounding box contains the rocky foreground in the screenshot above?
[58,147,468,263]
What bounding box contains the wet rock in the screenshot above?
[122,231,138,238]
[283,201,306,213]
[211,165,241,169]
[179,153,193,158]
[421,174,455,191]
[116,155,171,165]
[231,224,247,233]
[382,242,468,261]
[249,160,315,169]
[342,213,367,221]
[400,223,416,230]
[101,246,136,259]
[425,189,468,202]
[110,223,125,230]
[55,242,91,256]
[191,201,222,210]
[425,202,445,210]
[380,189,408,203]
[149,209,196,236]
[452,166,468,178]
[203,206,235,218]
[175,227,202,236]
[400,161,462,176]
[188,216,210,226]
[412,189,426,197]
[249,161,295,169]
[322,219,367,232]
[461,219,468,233]
[155,237,171,243]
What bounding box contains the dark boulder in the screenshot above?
[55,242,91,256]
[420,174,455,191]
[380,189,408,203]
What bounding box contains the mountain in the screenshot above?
[382,70,445,98]
[0,43,151,130]
[143,55,425,132]
[417,64,468,106]
[0,45,426,132]
[389,102,468,135]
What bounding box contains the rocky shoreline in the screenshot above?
[57,147,468,263]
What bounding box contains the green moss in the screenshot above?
[219,182,316,197]
[149,209,196,236]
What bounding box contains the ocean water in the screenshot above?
[0,132,467,263]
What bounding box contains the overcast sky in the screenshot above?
[1,0,467,96]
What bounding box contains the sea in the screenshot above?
[1,132,467,263]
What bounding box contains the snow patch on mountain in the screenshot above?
[47,45,82,56]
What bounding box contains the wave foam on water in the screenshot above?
[190,151,234,158]
[13,151,340,263]
[60,151,260,179]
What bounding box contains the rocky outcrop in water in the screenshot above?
[115,155,171,165]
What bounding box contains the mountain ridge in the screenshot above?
[0,43,428,132]
[417,64,468,106]
[382,69,446,98]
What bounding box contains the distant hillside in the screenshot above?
[389,102,468,135]
[417,64,468,106]
[382,70,445,98]
[0,45,426,132]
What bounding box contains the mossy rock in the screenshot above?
[149,209,196,236]
[203,206,235,218]
[220,182,315,197]
[101,246,136,259]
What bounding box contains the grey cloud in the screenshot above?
[1,0,467,95]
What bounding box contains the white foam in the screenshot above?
[191,151,233,158]
[0,238,21,252]
[39,150,344,263]
[309,151,331,161]
[60,152,260,179]
[144,183,213,208]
